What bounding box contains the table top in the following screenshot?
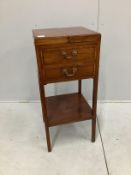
[32,26,99,39]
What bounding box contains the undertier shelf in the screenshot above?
[45,93,93,127]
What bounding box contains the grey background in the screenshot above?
[0,0,131,101]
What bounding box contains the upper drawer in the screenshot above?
[41,44,97,66]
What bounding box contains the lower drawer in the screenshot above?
[44,64,95,83]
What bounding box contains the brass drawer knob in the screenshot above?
[63,67,77,77]
[61,49,77,59]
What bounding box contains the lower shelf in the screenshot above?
[45,93,93,127]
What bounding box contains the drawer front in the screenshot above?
[44,64,95,83]
[42,44,96,66]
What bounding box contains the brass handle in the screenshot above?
[62,49,77,59]
[62,51,72,59]
[63,67,77,77]
[72,49,77,56]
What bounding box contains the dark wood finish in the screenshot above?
[39,83,52,152]
[33,27,101,152]
[33,27,98,38]
[46,93,92,126]
[33,27,100,45]
[41,44,96,66]
[45,64,95,84]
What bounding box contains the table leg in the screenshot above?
[92,77,98,142]
[39,83,52,152]
[78,80,82,94]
